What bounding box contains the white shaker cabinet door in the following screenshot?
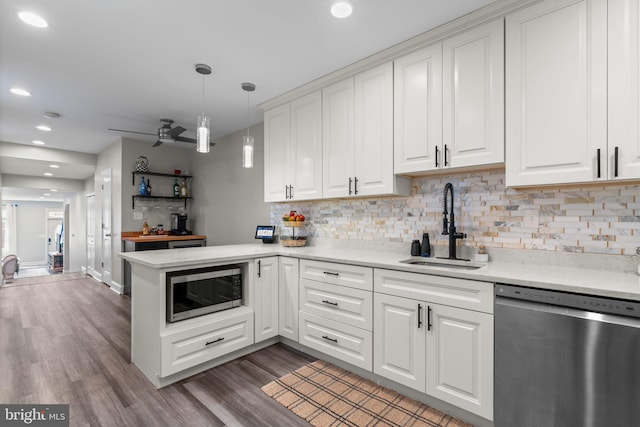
[373,293,426,393]
[278,256,299,342]
[505,0,607,186]
[394,44,443,174]
[443,19,504,169]
[254,257,279,343]
[609,0,640,180]
[290,91,323,200]
[426,303,494,421]
[264,104,290,202]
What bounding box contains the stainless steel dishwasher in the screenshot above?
[495,284,640,427]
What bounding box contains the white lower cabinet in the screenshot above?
[254,257,279,343]
[160,308,254,377]
[278,256,299,342]
[299,311,372,371]
[373,269,494,421]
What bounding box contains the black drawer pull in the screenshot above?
[354,177,359,195]
[418,304,423,328]
[257,260,261,278]
[444,144,449,166]
[349,177,353,195]
[322,300,338,306]
[435,146,440,167]
[614,146,619,177]
[205,337,224,346]
[322,335,338,343]
[323,271,339,277]
[596,148,601,178]
[427,306,432,331]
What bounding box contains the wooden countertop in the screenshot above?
[122,231,207,243]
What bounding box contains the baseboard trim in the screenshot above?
[110,280,123,294]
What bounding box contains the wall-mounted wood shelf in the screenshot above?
[131,171,192,185]
[131,195,192,209]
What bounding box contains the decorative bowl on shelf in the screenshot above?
[281,237,307,247]
[136,156,149,172]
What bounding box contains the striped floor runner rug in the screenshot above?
[262,360,472,427]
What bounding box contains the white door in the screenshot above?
[609,0,640,180]
[101,169,112,285]
[264,104,290,202]
[505,0,607,186]
[394,43,443,174]
[254,257,279,343]
[426,303,494,420]
[323,77,354,198]
[278,256,299,342]
[373,293,426,393]
[354,62,394,196]
[443,19,504,169]
[86,193,97,277]
[290,91,323,200]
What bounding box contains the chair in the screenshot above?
[2,254,20,283]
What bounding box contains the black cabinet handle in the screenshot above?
[349,177,353,195]
[257,260,261,278]
[285,185,289,199]
[418,304,423,328]
[322,300,338,306]
[322,335,338,343]
[444,144,449,166]
[290,185,294,198]
[354,177,358,195]
[615,146,619,177]
[323,271,339,277]
[427,306,432,331]
[205,337,224,346]
[435,146,439,167]
[597,149,601,178]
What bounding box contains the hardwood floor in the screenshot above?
[0,273,315,426]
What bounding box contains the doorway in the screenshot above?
[86,193,97,278]
[101,169,112,286]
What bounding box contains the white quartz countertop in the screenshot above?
[119,243,640,301]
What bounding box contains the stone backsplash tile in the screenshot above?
[270,170,640,256]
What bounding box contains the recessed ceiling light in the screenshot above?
[10,87,31,96]
[44,193,51,196]
[43,172,53,176]
[18,11,48,28]
[36,125,52,131]
[50,189,58,192]
[32,140,45,145]
[39,196,45,199]
[49,164,60,168]
[331,1,353,18]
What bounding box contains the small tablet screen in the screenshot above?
[255,225,275,240]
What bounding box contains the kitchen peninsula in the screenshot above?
[120,243,640,426]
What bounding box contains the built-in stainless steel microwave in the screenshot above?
[166,265,242,323]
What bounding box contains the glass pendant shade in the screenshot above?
[196,115,210,153]
[242,135,254,168]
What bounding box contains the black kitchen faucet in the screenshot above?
[441,182,467,260]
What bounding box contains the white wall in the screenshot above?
[190,123,270,244]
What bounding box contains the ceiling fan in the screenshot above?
[109,119,206,147]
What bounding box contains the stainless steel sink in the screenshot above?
[399,257,485,270]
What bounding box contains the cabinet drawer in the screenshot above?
[160,310,254,377]
[374,269,493,313]
[300,259,373,291]
[299,311,372,371]
[300,278,373,331]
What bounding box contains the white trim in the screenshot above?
[110,280,123,294]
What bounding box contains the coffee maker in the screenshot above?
[170,213,189,235]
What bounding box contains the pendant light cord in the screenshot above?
[201,75,205,117]
[246,90,251,138]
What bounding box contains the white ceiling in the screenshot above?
[0,0,496,157]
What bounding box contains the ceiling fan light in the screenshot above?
[197,115,210,153]
[242,135,254,168]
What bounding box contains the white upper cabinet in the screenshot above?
[609,0,640,180]
[443,19,504,169]
[324,63,408,198]
[264,91,322,202]
[394,19,504,175]
[505,0,608,186]
[394,44,443,174]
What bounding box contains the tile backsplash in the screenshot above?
[270,170,640,256]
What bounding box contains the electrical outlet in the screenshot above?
[524,210,539,228]
[133,211,143,220]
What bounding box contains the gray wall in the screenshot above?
[190,123,270,245]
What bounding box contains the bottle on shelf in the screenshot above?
[139,177,147,196]
[146,179,152,196]
[173,179,180,197]
[180,179,188,197]
[142,219,149,235]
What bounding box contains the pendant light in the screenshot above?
[195,64,212,153]
[241,82,256,168]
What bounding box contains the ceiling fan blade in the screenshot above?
[174,136,196,143]
[152,139,163,147]
[169,126,186,137]
[108,128,156,136]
